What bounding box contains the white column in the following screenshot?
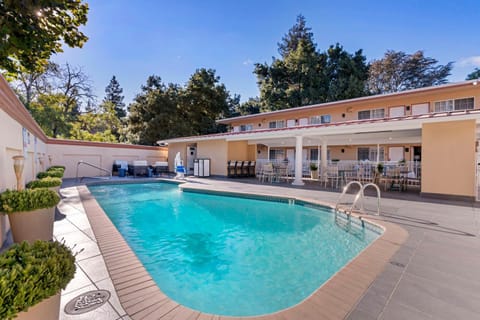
[292,136,304,186]
[317,145,320,169]
[321,140,328,180]
[376,143,380,164]
[267,146,270,161]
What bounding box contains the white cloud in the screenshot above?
[457,56,480,67]
[243,59,253,66]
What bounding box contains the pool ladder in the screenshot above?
[76,160,112,182]
[335,181,381,216]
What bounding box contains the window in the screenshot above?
[310,149,318,161]
[269,149,285,160]
[434,97,474,112]
[358,108,385,120]
[240,124,253,131]
[269,120,285,129]
[357,147,384,161]
[310,115,331,124]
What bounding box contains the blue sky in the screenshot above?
[52,0,480,105]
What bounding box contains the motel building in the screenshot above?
[165,80,480,202]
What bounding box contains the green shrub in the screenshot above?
[309,162,318,171]
[26,177,62,189]
[36,170,63,179]
[0,240,76,319]
[47,165,65,171]
[0,189,60,213]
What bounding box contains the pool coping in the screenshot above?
[78,181,408,320]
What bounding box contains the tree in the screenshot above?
[104,76,126,118]
[0,0,89,75]
[324,44,369,101]
[278,14,315,58]
[182,68,231,135]
[367,50,453,94]
[70,101,122,142]
[233,97,261,116]
[127,70,234,145]
[254,15,368,110]
[128,76,185,145]
[466,68,480,80]
[29,93,72,138]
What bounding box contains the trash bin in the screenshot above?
[147,167,153,177]
[118,168,126,177]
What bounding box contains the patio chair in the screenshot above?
[324,166,340,189]
[241,161,250,177]
[153,161,169,176]
[248,161,256,177]
[129,160,148,178]
[259,163,275,183]
[227,160,236,177]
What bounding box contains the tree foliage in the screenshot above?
[367,50,453,94]
[70,101,123,142]
[0,0,89,75]
[127,69,233,145]
[104,76,126,118]
[254,15,368,111]
[466,68,480,80]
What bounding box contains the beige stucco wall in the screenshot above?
[197,140,228,176]
[422,120,476,198]
[227,141,252,161]
[47,142,167,178]
[0,108,48,245]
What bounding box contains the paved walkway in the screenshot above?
[55,177,480,319]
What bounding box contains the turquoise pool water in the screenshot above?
[89,182,380,316]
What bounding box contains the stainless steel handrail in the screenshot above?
[335,181,381,216]
[76,160,112,181]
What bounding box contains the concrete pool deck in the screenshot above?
[55,177,480,319]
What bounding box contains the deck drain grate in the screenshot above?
[64,289,111,315]
[390,261,406,268]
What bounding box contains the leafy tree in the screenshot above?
[128,70,234,145]
[128,76,186,144]
[0,0,89,75]
[233,97,261,116]
[367,50,453,94]
[182,68,231,135]
[70,101,121,142]
[255,15,368,111]
[29,93,72,137]
[324,44,369,101]
[466,68,480,80]
[104,76,126,118]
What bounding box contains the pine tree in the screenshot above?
[104,76,126,118]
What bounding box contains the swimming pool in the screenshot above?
[89,182,380,316]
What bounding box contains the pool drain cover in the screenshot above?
[64,290,111,315]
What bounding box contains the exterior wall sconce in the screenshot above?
[406,106,411,111]
[12,155,25,191]
[48,155,53,166]
[342,113,346,118]
[341,148,345,153]
[404,147,410,152]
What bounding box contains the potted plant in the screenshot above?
[37,169,63,179]
[0,189,60,243]
[26,177,62,193]
[0,240,76,320]
[375,162,384,184]
[310,162,319,180]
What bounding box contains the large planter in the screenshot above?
[310,170,319,180]
[15,293,60,320]
[8,207,55,243]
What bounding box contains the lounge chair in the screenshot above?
[129,160,148,178]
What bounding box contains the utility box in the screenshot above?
[194,158,210,177]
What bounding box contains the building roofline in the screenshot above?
[216,80,479,124]
[164,109,480,144]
